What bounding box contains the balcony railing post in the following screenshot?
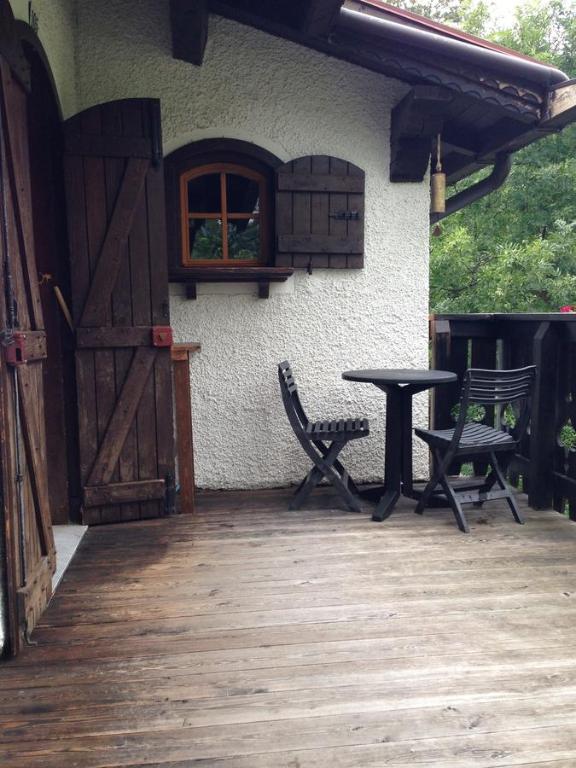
[430,316,452,430]
[529,321,559,509]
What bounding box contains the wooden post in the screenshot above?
[529,322,558,510]
[171,343,201,514]
[430,316,451,430]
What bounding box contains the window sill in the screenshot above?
[169,266,295,299]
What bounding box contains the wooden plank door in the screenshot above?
[0,56,56,654]
[64,99,175,525]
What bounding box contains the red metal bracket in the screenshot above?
[152,326,173,348]
[3,331,26,365]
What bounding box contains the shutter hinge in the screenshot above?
[1,330,27,365]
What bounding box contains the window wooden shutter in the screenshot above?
[275,155,365,269]
[64,99,175,525]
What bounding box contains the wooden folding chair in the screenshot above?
[414,366,536,533]
[278,361,369,512]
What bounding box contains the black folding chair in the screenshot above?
[278,361,369,512]
[414,366,536,533]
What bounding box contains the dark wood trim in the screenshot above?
[176,266,294,300]
[76,327,155,348]
[529,321,559,510]
[83,480,166,508]
[16,22,63,120]
[171,343,201,514]
[80,158,150,326]
[301,0,344,37]
[0,5,30,91]
[209,1,543,119]
[174,265,294,283]
[21,330,47,361]
[65,134,154,159]
[278,234,362,254]
[277,172,364,193]
[390,86,454,183]
[166,138,283,172]
[87,348,158,486]
[170,0,208,66]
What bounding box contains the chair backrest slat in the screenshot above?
[449,365,536,450]
[465,366,536,406]
[278,361,309,433]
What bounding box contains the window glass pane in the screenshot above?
[187,173,221,213]
[227,174,260,214]
[228,219,260,261]
[188,219,223,261]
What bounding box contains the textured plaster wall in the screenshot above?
[75,0,431,490]
[10,0,78,117]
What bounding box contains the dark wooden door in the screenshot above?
[0,56,56,654]
[64,99,175,525]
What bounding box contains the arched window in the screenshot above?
[180,162,268,265]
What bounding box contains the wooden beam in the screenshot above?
[83,480,166,508]
[301,0,344,37]
[170,0,209,66]
[171,343,201,514]
[390,86,454,182]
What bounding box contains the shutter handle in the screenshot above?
[329,210,359,221]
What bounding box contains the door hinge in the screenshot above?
[1,330,27,365]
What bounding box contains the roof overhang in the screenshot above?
[170,0,576,184]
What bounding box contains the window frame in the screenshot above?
[180,161,268,267]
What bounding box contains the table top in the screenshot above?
[342,368,457,386]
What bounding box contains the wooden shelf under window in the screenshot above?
[170,266,295,299]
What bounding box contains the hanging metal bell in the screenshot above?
[431,170,446,214]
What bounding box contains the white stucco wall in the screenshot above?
[10,0,78,117]
[74,0,431,490]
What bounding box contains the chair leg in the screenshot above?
[314,440,361,496]
[289,466,323,510]
[320,443,363,513]
[489,452,524,525]
[415,449,445,515]
[293,442,362,513]
[439,473,470,534]
[472,467,498,508]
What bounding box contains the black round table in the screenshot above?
[342,369,457,522]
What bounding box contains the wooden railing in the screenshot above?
[430,314,576,519]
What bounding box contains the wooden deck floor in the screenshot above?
[3,489,576,767]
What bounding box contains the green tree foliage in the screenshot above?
[190,220,259,261]
[388,0,576,312]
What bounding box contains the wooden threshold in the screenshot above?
[2,488,576,766]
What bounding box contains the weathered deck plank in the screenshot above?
[2,489,576,767]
